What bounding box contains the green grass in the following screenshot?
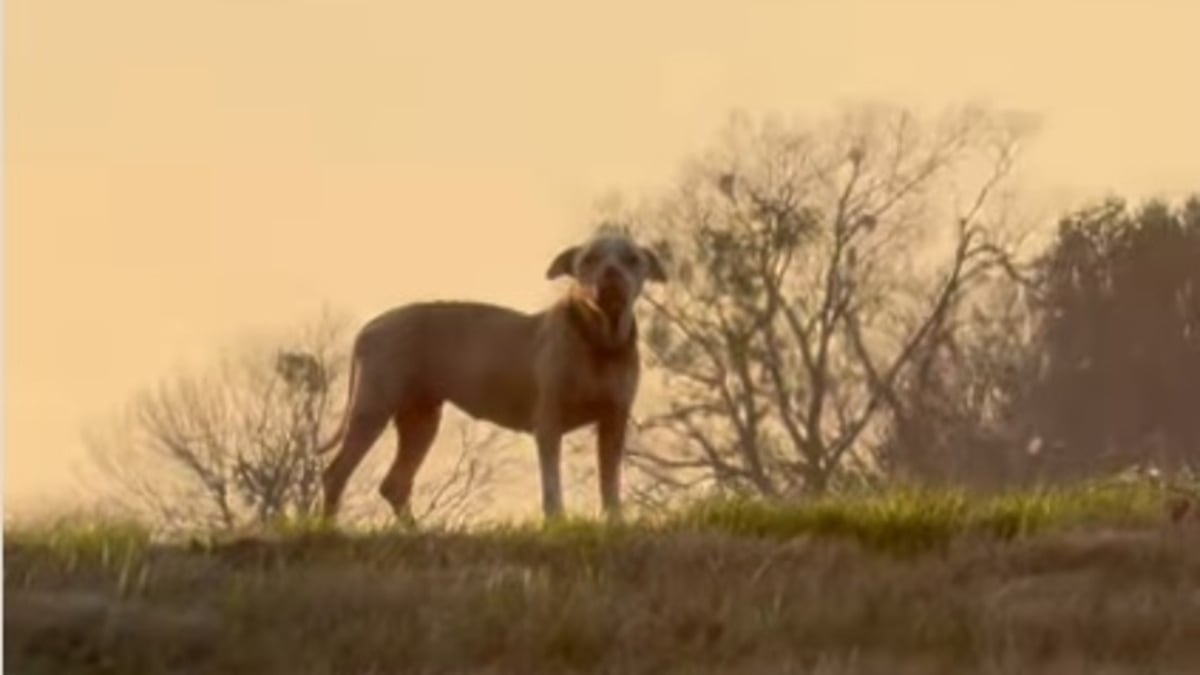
[669,482,1164,554]
[6,483,1197,674]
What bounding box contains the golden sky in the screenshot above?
[6,0,1199,515]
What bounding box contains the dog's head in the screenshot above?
[546,233,666,307]
[546,233,667,344]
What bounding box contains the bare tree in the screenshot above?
[618,104,1032,498]
[86,310,507,533]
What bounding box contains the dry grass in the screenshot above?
[6,484,1200,674]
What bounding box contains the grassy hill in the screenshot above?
[6,485,1200,674]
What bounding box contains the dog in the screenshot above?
[315,231,667,524]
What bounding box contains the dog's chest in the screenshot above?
[561,354,638,420]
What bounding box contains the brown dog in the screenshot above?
[315,232,667,523]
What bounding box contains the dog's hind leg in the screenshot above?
[321,406,391,522]
[379,403,443,526]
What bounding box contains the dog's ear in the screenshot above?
[546,245,580,280]
[640,246,667,283]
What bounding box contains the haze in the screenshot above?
[6,0,1199,515]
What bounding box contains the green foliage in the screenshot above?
[1030,195,1200,478]
[879,193,1200,491]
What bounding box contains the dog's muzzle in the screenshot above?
[595,276,631,316]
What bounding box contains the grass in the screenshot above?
[670,482,1165,554]
[6,482,1199,674]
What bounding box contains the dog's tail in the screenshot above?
[314,353,361,455]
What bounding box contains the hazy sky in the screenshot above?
[6,0,1199,515]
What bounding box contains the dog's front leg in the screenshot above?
[596,410,628,522]
[534,424,566,521]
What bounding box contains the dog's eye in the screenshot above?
[621,252,639,267]
[582,252,600,266]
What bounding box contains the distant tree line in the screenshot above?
[875,195,1199,490]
